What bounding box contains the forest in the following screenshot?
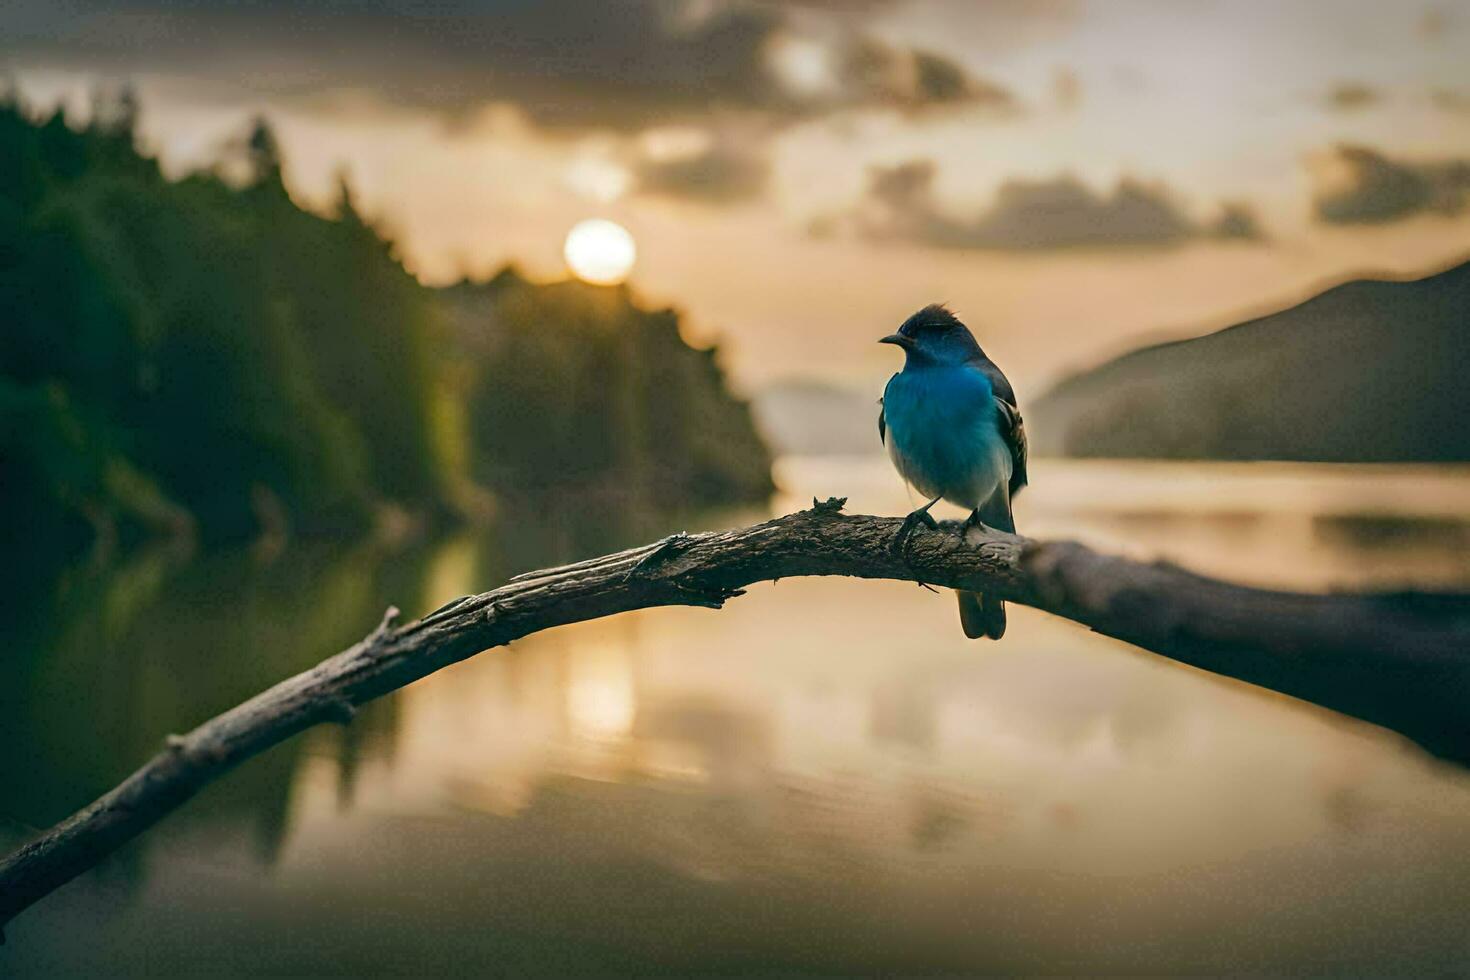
[0,95,772,585]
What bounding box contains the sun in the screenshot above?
[564,218,636,285]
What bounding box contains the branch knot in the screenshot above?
[370,606,401,643]
[810,496,847,515]
[622,531,692,581]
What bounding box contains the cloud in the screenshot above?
[1052,68,1082,110]
[0,0,1014,132]
[1419,7,1451,40]
[756,0,904,11]
[1431,88,1470,114]
[1326,82,1379,110]
[1313,144,1470,224]
[823,160,1261,250]
[837,39,1013,112]
[1209,202,1262,240]
[632,137,770,203]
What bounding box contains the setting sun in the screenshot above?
[563,218,636,285]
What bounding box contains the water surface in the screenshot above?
[4,458,1470,974]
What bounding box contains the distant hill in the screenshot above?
[1029,259,1470,462]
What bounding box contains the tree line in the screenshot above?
[0,94,771,580]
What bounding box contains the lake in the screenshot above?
[4,457,1470,975]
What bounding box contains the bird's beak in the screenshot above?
[879,333,914,350]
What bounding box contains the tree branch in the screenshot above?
[3,496,1468,938]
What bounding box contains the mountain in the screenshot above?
[1029,259,1470,462]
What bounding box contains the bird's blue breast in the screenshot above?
[883,363,1009,509]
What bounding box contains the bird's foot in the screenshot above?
[961,510,994,538]
[890,506,940,558]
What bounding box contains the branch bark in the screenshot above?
[3,497,1468,938]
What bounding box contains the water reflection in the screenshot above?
[5,458,1470,974]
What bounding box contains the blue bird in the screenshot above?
[878,304,1028,639]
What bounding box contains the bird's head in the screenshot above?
[879,304,983,366]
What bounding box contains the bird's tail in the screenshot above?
[956,590,1005,640]
[957,490,1014,641]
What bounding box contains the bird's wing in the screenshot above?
[878,373,896,445]
[973,356,1016,408]
[994,396,1028,497]
[972,357,1027,496]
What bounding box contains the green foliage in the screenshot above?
[447,272,773,509]
[0,101,441,552]
[0,99,772,566]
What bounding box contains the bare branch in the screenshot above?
[2,498,1467,938]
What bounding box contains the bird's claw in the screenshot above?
[890,507,940,557]
[887,511,934,555]
[961,511,994,538]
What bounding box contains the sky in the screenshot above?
[7,0,1470,396]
